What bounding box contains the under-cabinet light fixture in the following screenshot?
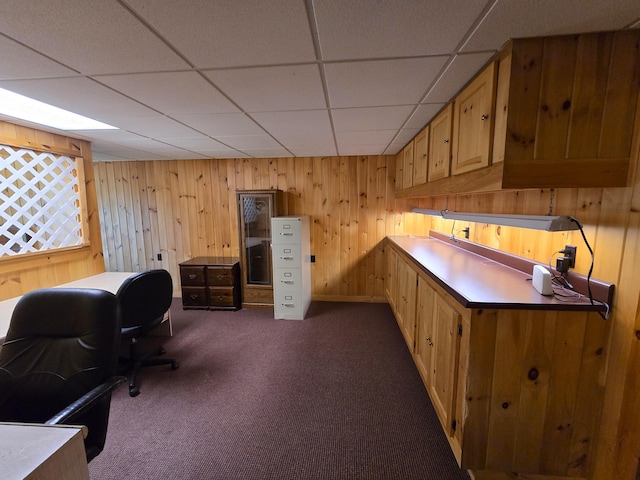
[0,87,117,131]
[411,208,580,232]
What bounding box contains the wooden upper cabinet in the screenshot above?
[428,104,453,182]
[412,126,429,186]
[402,140,415,189]
[452,62,496,176]
[395,150,403,190]
[395,29,640,197]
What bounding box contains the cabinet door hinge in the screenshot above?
[458,324,463,337]
[451,419,457,432]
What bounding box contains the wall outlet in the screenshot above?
[563,245,576,268]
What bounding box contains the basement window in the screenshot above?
[0,144,88,257]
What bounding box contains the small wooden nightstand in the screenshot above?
[179,257,241,311]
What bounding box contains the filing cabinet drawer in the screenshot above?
[272,244,301,267]
[181,287,208,307]
[272,219,302,244]
[208,287,237,307]
[274,268,302,290]
[207,266,235,286]
[180,266,206,286]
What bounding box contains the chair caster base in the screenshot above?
[129,387,140,397]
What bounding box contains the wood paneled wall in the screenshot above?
[0,120,104,300]
[94,156,432,302]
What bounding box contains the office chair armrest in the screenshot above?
[45,375,126,425]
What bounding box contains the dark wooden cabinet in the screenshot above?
[179,257,241,311]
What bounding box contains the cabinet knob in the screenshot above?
[216,274,225,280]
[190,293,199,300]
[481,114,488,120]
[422,153,427,159]
[443,139,449,144]
[426,337,433,346]
[188,274,196,280]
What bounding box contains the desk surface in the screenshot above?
[0,272,135,342]
[0,423,89,480]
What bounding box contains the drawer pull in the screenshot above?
[189,293,199,300]
[216,274,225,280]
[280,256,294,260]
[282,303,295,307]
[280,232,293,236]
[188,274,197,280]
[281,280,294,284]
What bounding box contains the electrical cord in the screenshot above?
[569,217,610,320]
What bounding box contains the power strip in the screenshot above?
[532,265,553,296]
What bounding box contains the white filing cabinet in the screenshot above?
[271,216,311,320]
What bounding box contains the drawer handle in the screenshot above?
[189,293,199,300]
[282,303,295,307]
[188,274,196,280]
[280,256,294,260]
[216,274,225,280]
[281,280,294,284]
[280,232,293,236]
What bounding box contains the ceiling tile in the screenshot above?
[332,106,414,132]
[239,148,293,158]
[462,0,640,52]
[109,115,200,138]
[214,135,281,150]
[385,128,421,154]
[324,57,449,108]
[405,104,447,129]
[252,110,332,136]
[96,72,239,114]
[91,142,172,161]
[155,135,227,151]
[422,52,495,103]
[276,131,335,149]
[336,130,397,147]
[204,64,326,112]
[173,113,265,136]
[338,145,388,156]
[126,0,317,68]
[287,145,338,157]
[0,77,157,121]
[0,0,189,74]
[314,0,489,60]
[0,36,77,80]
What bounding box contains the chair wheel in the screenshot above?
[171,361,179,370]
[129,387,140,397]
[158,346,166,355]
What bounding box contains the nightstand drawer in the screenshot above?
[208,287,236,307]
[206,267,235,286]
[180,266,206,286]
[181,287,208,307]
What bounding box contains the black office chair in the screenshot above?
[117,269,179,397]
[0,288,125,462]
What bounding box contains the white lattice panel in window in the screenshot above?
[0,144,84,256]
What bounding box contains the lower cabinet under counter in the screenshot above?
[179,257,241,311]
[385,238,611,480]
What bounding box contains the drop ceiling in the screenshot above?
[0,0,638,161]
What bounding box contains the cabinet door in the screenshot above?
[397,258,418,351]
[452,62,496,175]
[385,247,398,312]
[413,127,429,186]
[402,140,415,189]
[415,275,435,385]
[395,151,404,190]
[428,293,462,436]
[428,104,453,182]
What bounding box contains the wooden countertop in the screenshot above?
[387,234,611,312]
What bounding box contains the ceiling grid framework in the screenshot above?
[0,0,638,161]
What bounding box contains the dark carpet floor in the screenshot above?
[89,301,471,480]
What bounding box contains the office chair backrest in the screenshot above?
[0,288,121,458]
[116,269,173,331]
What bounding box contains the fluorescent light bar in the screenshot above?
[0,87,117,130]
[411,208,580,232]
